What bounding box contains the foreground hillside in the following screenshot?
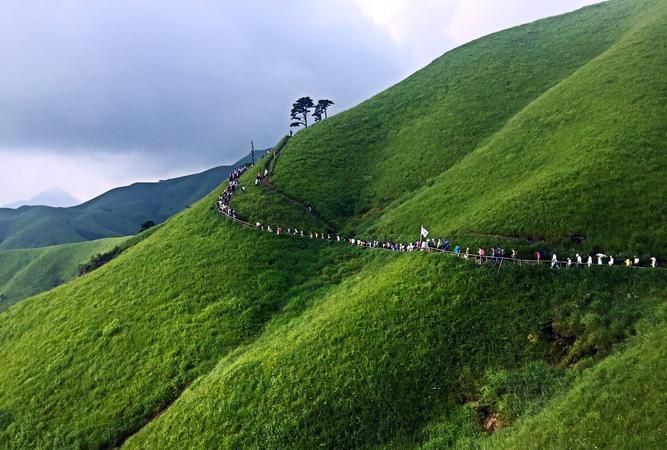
[0,237,127,311]
[0,155,250,250]
[274,0,667,258]
[1,181,665,449]
[0,0,666,449]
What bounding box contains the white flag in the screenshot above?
[421,226,429,238]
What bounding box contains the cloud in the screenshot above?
[0,150,156,205]
[0,0,403,167]
[0,0,602,204]
[446,0,600,44]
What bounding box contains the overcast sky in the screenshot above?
[0,0,599,205]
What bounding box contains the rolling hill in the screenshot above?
[0,0,665,449]
[272,0,667,257]
[0,237,128,311]
[0,155,252,250]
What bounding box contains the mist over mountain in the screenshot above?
[2,187,80,209]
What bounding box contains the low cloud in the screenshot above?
[0,0,600,204]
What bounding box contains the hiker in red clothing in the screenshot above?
[535,250,541,264]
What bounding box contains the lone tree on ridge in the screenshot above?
[290,97,315,129]
[313,99,335,122]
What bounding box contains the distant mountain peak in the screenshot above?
[2,187,80,209]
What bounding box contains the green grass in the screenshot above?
[0,237,128,311]
[123,253,667,449]
[479,314,667,450]
[0,190,359,449]
[370,2,667,257]
[0,0,665,448]
[272,0,667,257]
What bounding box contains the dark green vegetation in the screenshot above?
[0,155,251,250]
[0,1,666,449]
[0,237,127,311]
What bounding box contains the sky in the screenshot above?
[0,0,599,206]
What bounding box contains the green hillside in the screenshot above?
[0,155,251,250]
[272,0,667,257]
[0,0,665,449]
[0,237,128,311]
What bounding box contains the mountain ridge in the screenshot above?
[0,154,252,249]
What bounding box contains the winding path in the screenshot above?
[215,148,661,271]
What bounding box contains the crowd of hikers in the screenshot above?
[216,166,247,218]
[216,164,660,270]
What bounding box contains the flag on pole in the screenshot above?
[420,226,429,238]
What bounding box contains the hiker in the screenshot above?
[454,245,461,256]
[567,258,572,267]
[625,258,631,267]
[587,255,593,267]
[478,248,486,263]
[651,257,657,268]
[576,254,582,265]
[264,168,268,177]
[535,250,541,264]
[597,254,604,265]
[551,254,558,269]
[491,247,496,262]
[634,256,640,266]
[608,256,615,266]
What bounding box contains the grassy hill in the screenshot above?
[272,0,667,258]
[0,155,251,250]
[0,0,665,449]
[0,237,128,311]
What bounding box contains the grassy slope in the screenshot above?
[272,0,667,258]
[0,1,665,449]
[494,324,667,450]
[124,252,666,450]
[0,237,128,311]
[0,190,357,450]
[372,2,667,257]
[0,157,251,250]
